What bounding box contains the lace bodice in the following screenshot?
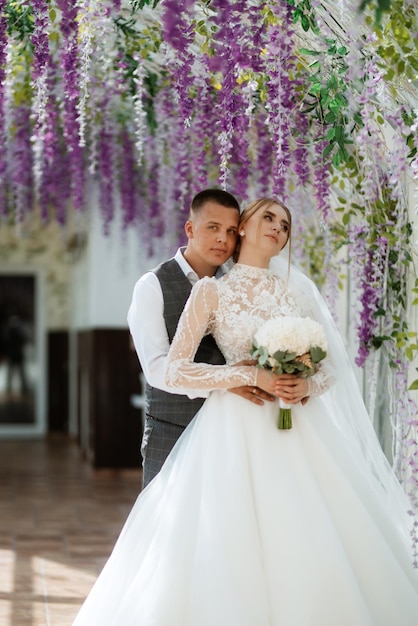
[166,263,333,396]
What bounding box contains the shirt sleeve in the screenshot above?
[166,278,257,390]
[127,272,210,398]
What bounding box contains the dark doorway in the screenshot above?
[0,274,36,425]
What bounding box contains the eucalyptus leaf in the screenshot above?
[259,353,269,366]
[272,349,287,362]
[310,346,326,362]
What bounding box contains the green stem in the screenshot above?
[278,407,292,430]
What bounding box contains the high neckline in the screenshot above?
[232,263,272,277]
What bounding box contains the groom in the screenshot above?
[128,188,274,487]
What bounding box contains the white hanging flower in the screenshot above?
[133,55,148,165]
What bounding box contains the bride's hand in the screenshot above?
[255,368,283,396]
[229,360,276,405]
[274,374,309,405]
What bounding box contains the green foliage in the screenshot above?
[372,0,418,83]
[287,4,353,165]
[251,341,327,377]
[129,0,161,10]
[4,1,34,42]
[1,2,33,102]
[113,2,164,133]
[310,345,327,362]
[297,38,353,167]
[286,0,319,34]
[273,350,298,364]
[359,0,392,28]
[334,169,418,368]
[289,0,418,169]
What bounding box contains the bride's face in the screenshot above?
[243,204,290,256]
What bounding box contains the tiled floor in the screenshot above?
[0,435,142,626]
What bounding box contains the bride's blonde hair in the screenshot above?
[234,198,292,262]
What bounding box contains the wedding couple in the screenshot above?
[73,190,418,625]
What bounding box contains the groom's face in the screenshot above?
[184,201,239,276]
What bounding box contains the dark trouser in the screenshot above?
[141,415,186,488]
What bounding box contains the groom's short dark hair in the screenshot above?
[190,189,240,217]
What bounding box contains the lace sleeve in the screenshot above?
[166,278,257,390]
[305,358,336,396]
[291,284,337,397]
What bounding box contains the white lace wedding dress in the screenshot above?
[73,263,418,626]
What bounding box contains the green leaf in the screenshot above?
[332,151,341,167]
[309,82,322,94]
[329,99,342,113]
[270,349,284,362]
[327,75,339,91]
[326,127,336,141]
[299,48,320,56]
[371,336,392,348]
[408,379,418,391]
[409,56,418,71]
[258,353,269,366]
[301,14,310,31]
[310,346,326,362]
[335,93,347,107]
[322,141,334,158]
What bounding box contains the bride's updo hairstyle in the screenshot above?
[234,197,292,262]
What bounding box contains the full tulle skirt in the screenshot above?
[73,392,418,625]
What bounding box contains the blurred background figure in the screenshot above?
[3,314,29,397]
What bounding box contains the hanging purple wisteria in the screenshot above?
[0,1,413,246]
[0,0,8,216]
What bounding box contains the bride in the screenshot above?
[73,198,418,625]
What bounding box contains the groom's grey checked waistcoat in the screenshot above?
[145,258,225,428]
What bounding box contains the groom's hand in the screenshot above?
[229,385,276,405]
[228,359,275,405]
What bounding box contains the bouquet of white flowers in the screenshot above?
[251,316,328,429]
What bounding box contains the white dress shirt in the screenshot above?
[127,248,226,398]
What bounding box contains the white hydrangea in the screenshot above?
[254,316,328,355]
